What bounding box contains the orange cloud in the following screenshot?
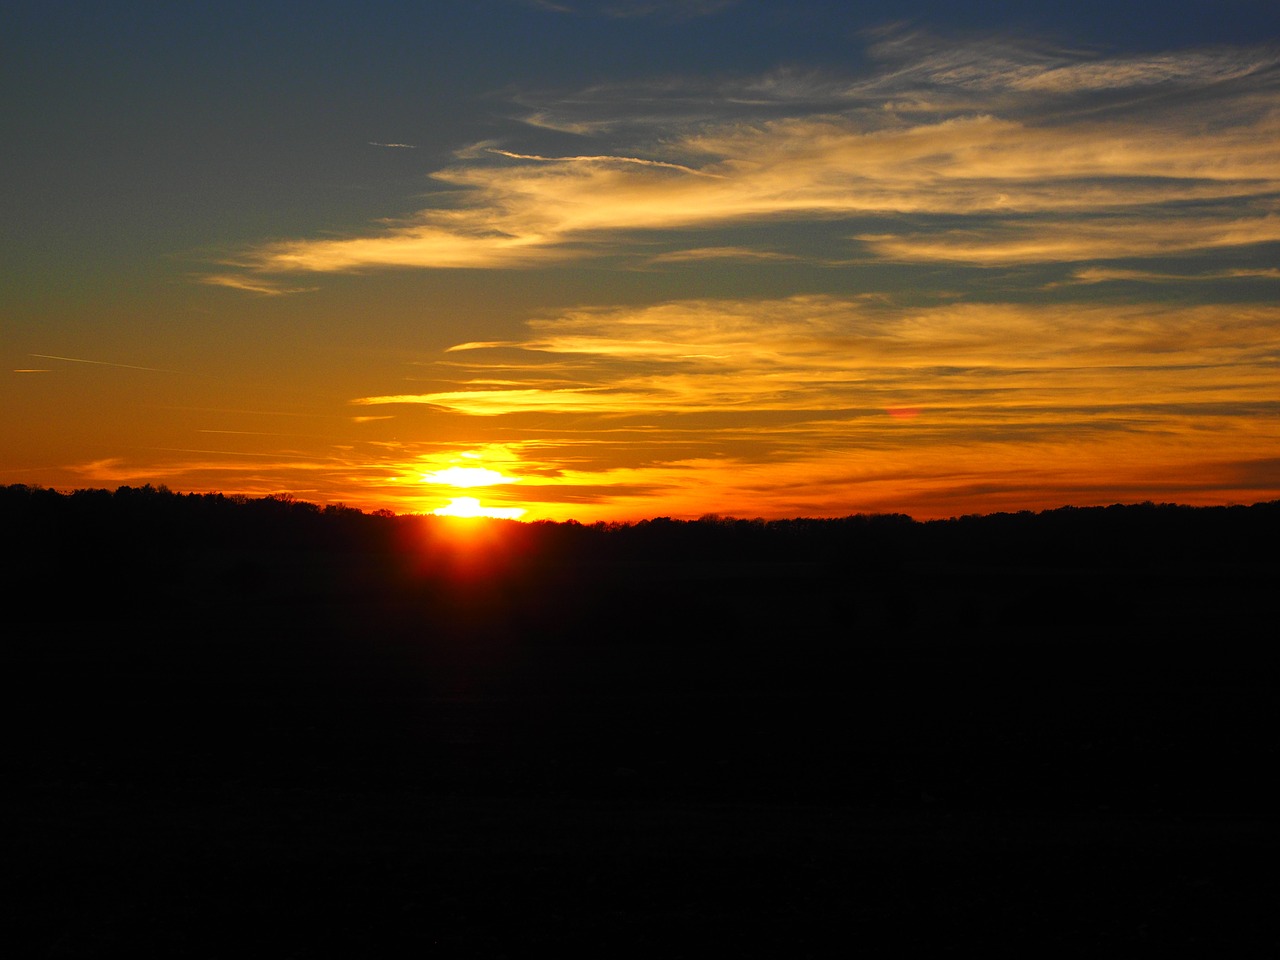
[355,296,1280,418]
[859,214,1280,264]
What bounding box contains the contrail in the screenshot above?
[30,353,170,373]
[487,148,714,176]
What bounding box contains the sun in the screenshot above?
[415,448,530,520]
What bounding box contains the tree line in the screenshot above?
[4,482,1277,571]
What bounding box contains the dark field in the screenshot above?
[4,487,1277,955]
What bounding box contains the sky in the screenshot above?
[4,1,1279,521]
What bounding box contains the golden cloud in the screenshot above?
[208,39,1280,283]
[860,214,1280,264]
[354,296,1280,421]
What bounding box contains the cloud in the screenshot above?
[208,33,1280,286]
[69,452,342,484]
[858,213,1280,264]
[485,147,710,176]
[352,295,1280,423]
[379,292,1280,519]
[1067,266,1280,284]
[861,28,1278,98]
[64,444,422,510]
[199,273,320,296]
[647,246,802,264]
[369,141,416,149]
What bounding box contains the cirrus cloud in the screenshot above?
[205,32,1280,285]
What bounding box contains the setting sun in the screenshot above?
[418,453,527,519]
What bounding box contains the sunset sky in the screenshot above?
[5,1,1279,521]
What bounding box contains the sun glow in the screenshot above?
[421,466,516,487]
[413,448,531,519]
[432,496,526,520]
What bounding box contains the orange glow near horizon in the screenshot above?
[432,496,527,520]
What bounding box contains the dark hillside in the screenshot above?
[4,485,1277,955]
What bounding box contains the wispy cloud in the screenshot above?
[485,147,712,176]
[1066,265,1280,284]
[169,27,1280,519]
[647,246,802,264]
[336,291,1280,518]
[354,295,1280,419]
[199,273,320,296]
[207,33,1280,286]
[861,28,1277,98]
[858,212,1280,264]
